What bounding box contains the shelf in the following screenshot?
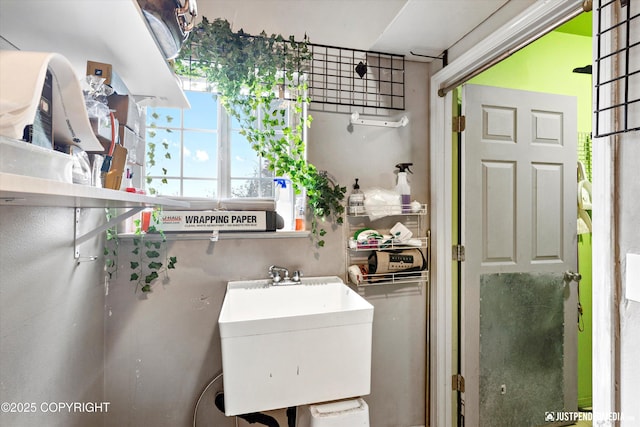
[348,270,429,287]
[348,236,429,252]
[345,204,430,287]
[0,172,190,209]
[0,0,189,109]
[346,204,428,218]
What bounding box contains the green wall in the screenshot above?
[468,29,593,408]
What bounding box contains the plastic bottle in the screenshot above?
[274,178,294,230]
[395,163,413,213]
[348,178,365,215]
[294,195,306,231]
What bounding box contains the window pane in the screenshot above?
[153,178,181,197]
[183,131,217,178]
[230,130,263,177]
[230,178,274,198]
[146,129,180,177]
[147,107,179,128]
[183,179,217,198]
[184,91,218,130]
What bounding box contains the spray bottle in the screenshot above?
[395,163,413,213]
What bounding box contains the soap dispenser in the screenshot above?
[348,178,365,215]
[395,163,413,213]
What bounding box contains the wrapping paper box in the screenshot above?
[153,211,278,232]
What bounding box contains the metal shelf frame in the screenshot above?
[594,0,640,137]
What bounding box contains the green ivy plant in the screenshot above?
[130,209,177,293]
[103,208,177,293]
[103,112,177,293]
[176,17,345,246]
[146,112,173,195]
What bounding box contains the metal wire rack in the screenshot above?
[594,0,640,137]
[307,43,405,112]
[178,37,405,114]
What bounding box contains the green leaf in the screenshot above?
[145,271,159,284]
[130,273,139,281]
[141,284,151,293]
[146,250,160,258]
[130,261,139,269]
[148,261,163,270]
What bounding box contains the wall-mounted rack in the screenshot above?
[345,205,429,287]
[593,0,640,137]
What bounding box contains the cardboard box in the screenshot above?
[107,94,143,135]
[88,116,117,152]
[118,124,143,164]
[86,60,112,85]
[103,143,128,190]
[153,211,278,232]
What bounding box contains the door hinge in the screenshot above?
[452,374,465,392]
[453,115,466,132]
[452,244,465,262]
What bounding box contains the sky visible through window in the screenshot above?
[146,90,273,198]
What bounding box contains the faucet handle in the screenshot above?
[272,270,282,282]
[292,270,303,282]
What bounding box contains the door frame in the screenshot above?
[428,1,618,426]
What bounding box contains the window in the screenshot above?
[145,89,278,199]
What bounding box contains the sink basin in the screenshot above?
[219,276,374,416]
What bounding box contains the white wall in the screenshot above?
[103,60,430,427]
[0,207,106,427]
[619,135,640,425]
[618,13,640,420]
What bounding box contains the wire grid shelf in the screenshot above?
[307,44,405,112]
[594,0,640,137]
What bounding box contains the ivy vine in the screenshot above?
[176,17,345,246]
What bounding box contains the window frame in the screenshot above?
[145,89,280,200]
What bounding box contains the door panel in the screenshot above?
[461,84,577,427]
[482,160,517,264]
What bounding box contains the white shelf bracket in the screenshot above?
[350,112,409,128]
[74,206,145,262]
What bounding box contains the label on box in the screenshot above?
[155,211,271,232]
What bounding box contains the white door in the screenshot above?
[460,84,578,427]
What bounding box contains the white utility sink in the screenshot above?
[219,276,374,416]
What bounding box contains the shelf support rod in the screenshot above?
[74,207,145,260]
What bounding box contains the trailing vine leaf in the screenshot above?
[177,17,345,246]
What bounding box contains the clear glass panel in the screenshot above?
[183,179,217,198]
[183,131,217,178]
[152,178,181,197]
[184,91,218,130]
[230,130,261,177]
[146,129,180,177]
[146,106,180,128]
[230,178,274,198]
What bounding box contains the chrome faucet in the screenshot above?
[269,265,290,283]
[268,265,303,285]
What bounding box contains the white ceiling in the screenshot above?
[195,0,537,62]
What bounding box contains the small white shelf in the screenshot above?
[0,172,189,209]
[0,0,189,109]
